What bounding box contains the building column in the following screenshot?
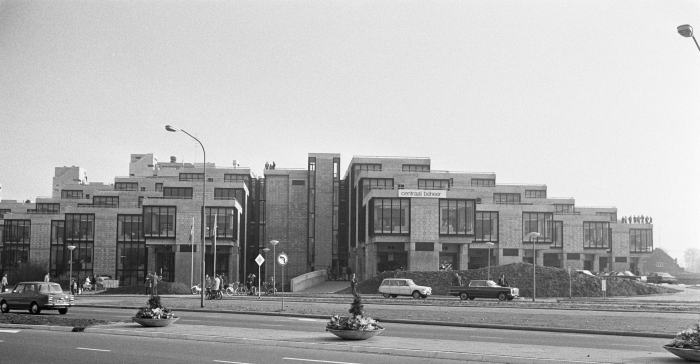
[458,244,469,270]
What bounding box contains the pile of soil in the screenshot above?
[349,263,681,297]
[96,282,191,295]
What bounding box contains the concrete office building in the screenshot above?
[0,152,653,288]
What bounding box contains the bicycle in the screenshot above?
[225,282,241,297]
[262,281,277,295]
[206,288,222,300]
[191,284,201,295]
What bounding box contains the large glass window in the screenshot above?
[143,206,176,238]
[418,179,450,190]
[206,207,237,239]
[2,220,31,271]
[371,198,410,234]
[629,229,653,252]
[439,199,475,235]
[94,196,119,207]
[475,211,498,242]
[583,221,610,249]
[163,187,193,199]
[402,164,430,172]
[522,212,553,241]
[179,173,204,181]
[214,188,245,202]
[117,214,146,286]
[65,214,95,241]
[494,193,521,204]
[224,174,249,184]
[31,203,60,214]
[551,221,563,248]
[49,221,66,278]
[554,204,575,214]
[61,190,83,199]
[118,215,143,241]
[471,179,495,187]
[353,164,382,178]
[361,178,394,195]
[115,182,138,191]
[525,190,547,198]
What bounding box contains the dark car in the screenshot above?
[448,280,519,301]
[646,272,678,284]
[0,282,74,314]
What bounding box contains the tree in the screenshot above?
[684,248,700,273]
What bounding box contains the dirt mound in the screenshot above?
[96,282,191,295]
[350,263,681,298]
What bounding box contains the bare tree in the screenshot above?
[684,248,700,273]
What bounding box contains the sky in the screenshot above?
[1,1,699,264]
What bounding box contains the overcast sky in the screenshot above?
[1,0,698,264]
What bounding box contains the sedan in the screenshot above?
[646,272,678,284]
[0,282,74,314]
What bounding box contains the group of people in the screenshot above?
[146,271,162,296]
[204,273,226,298]
[621,215,652,224]
[326,265,352,281]
[264,161,276,170]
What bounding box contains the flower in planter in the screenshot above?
[668,321,700,350]
[326,295,383,331]
[135,295,175,319]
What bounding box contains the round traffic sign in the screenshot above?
[277,253,288,266]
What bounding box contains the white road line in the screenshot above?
[181,319,202,322]
[297,318,317,322]
[203,315,223,318]
[213,360,252,364]
[609,343,651,348]
[283,358,361,364]
[0,330,19,333]
[76,347,111,352]
[260,324,284,327]
[115,316,132,318]
[469,336,501,339]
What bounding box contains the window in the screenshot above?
[439,199,475,235]
[522,212,553,241]
[471,179,495,187]
[567,253,580,260]
[138,196,144,208]
[415,242,434,251]
[115,182,138,191]
[402,165,430,172]
[2,220,31,271]
[583,222,611,249]
[551,221,563,248]
[554,204,575,214]
[214,188,244,201]
[93,196,119,207]
[371,198,410,234]
[353,164,382,178]
[630,229,653,253]
[655,262,664,268]
[418,179,450,190]
[49,221,66,278]
[140,187,146,191]
[596,212,617,222]
[292,180,305,186]
[33,203,60,214]
[206,207,237,239]
[143,206,176,238]
[61,190,83,199]
[494,193,520,204]
[615,257,627,263]
[117,240,146,287]
[179,173,204,181]
[475,211,498,242]
[65,214,95,241]
[155,183,163,192]
[525,190,546,198]
[361,178,394,195]
[0,209,10,218]
[224,174,249,184]
[118,215,143,242]
[163,187,193,199]
[503,249,519,256]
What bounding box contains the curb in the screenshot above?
[79,304,675,339]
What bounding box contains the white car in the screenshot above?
[378,278,431,299]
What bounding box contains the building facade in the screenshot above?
[0,153,653,287]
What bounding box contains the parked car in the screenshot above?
[646,272,677,284]
[0,282,74,314]
[448,280,519,301]
[575,270,594,277]
[378,278,432,299]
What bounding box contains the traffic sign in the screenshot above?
[255,254,265,266]
[277,253,288,266]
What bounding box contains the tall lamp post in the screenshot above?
[485,242,494,281]
[165,125,206,308]
[67,245,76,294]
[270,240,279,294]
[678,24,700,53]
[527,232,541,302]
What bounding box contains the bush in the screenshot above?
[5,259,48,284]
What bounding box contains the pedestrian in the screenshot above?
[332,266,338,281]
[251,273,257,294]
[213,274,221,298]
[84,276,91,292]
[271,161,276,170]
[265,161,269,170]
[73,278,79,295]
[152,272,160,296]
[350,273,358,297]
[1,273,8,293]
[205,274,212,297]
[146,274,153,295]
[453,272,463,286]
[326,266,331,281]
[44,272,50,282]
[497,274,509,287]
[245,273,252,294]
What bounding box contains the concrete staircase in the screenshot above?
[295,280,350,294]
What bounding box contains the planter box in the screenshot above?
[132,317,179,327]
[663,345,700,362]
[326,328,384,340]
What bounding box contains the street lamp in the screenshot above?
[527,232,541,302]
[165,124,206,308]
[270,240,279,294]
[485,242,494,281]
[67,245,76,294]
[678,24,700,53]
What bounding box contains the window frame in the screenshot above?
[439,199,475,236]
[370,198,410,235]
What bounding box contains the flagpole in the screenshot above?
[190,217,194,289]
[213,214,217,278]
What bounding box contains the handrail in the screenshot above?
[144,196,193,200]
[352,155,430,160]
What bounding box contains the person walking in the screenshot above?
[1,273,8,293]
[152,272,159,296]
[497,274,509,287]
[213,275,221,298]
[44,272,50,282]
[453,272,463,286]
[350,273,358,297]
[146,274,153,295]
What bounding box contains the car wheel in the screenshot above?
[459,292,468,300]
[498,293,507,301]
[390,294,397,298]
[412,291,421,299]
[30,302,41,315]
[382,293,391,298]
[58,308,68,315]
[0,300,9,313]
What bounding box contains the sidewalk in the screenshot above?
[4,321,670,364]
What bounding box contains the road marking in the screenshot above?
[297,318,317,322]
[214,360,252,364]
[77,347,111,352]
[260,324,284,327]
[469,336,500,339]
[203,315,223,318]
[609,343,650,348]
[115,316,132,318]
[0,330,19,333]
[181,319,202,322]
[284,359,360,364]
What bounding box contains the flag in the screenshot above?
[189,220,194,243]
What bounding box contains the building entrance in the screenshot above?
[155,246,175,282]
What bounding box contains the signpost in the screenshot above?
[255,254,265,299]
[602,279,607,299]
[278,252,288,310]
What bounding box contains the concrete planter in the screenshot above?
[664,345,700,362]
[326,328,384,340]
[132,317,179,327]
